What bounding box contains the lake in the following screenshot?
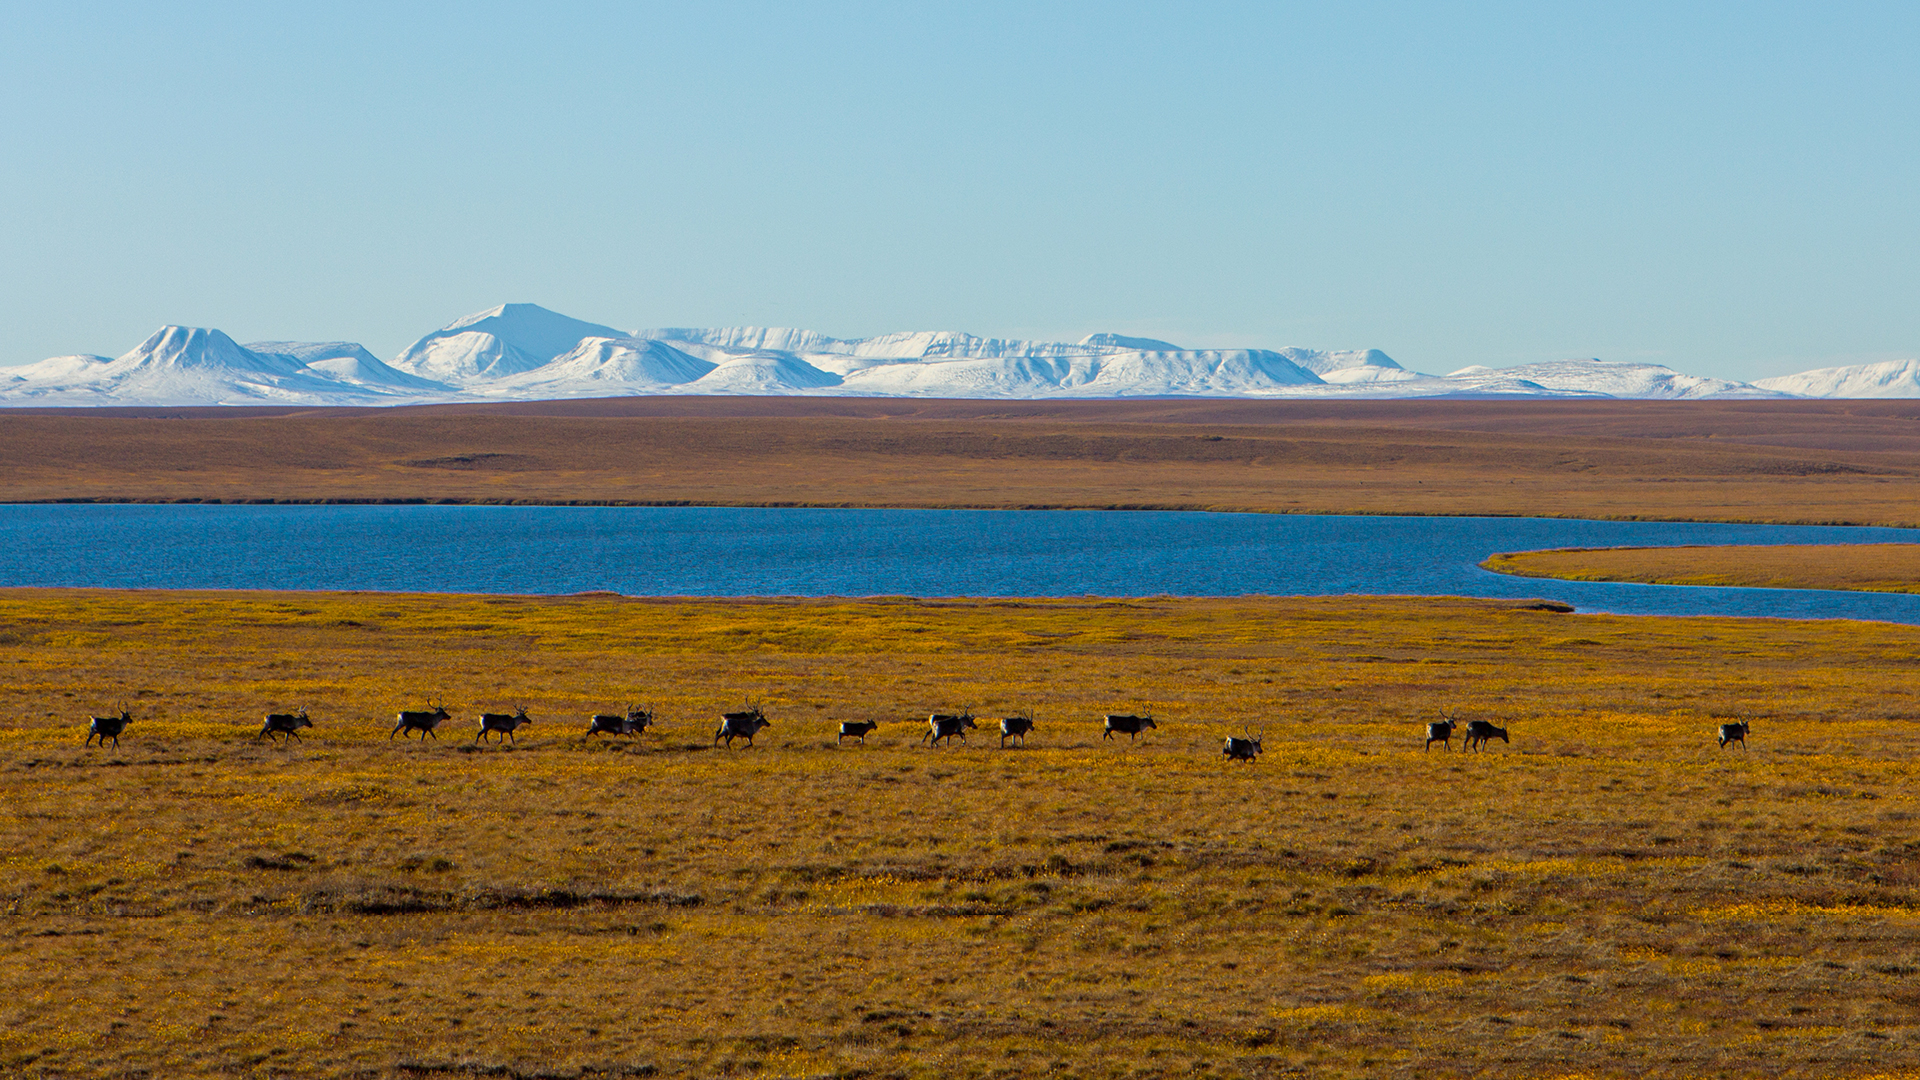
[4,504,1918,623]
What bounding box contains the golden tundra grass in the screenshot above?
[1485,544,1920,594]
[4,590,1920,1079]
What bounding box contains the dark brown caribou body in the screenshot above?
[259,707,312,742]
[999,711,1035,748]
[1718,720,1750,749]
[587,704,653,739]
[838,720,879,744]
[85,703,133,748]
[1464,720,1509,751]
[714,704,770,748]
[477,707,533,743]
[1103,711,1156,742]
[1223,731,1263,763]
[392,698,451,740]
[922,711,977,747]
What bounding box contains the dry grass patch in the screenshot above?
[1486,543,1920,593]
[2,590,1920,1077]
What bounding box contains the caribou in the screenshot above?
[838,720,879,744]
[1718,720,1750,750]
[999,709,1035,749]
[391,697,452,740]
[714,703,770,749]
[923,710,977,747]
[476,707,534,744]
[259,707,313,742]
[1426,710,1460,752]
[1223,729,1264,764]
[1464,719,1509,751]
[84,702,133,748]
[587,704,653,739]
[1103,710,1156,742]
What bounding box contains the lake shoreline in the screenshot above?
[4,505,1920,623]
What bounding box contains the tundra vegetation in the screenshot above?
[4,398,1920,526]
[1485,543,1920,594]
[1,589,1919,1078]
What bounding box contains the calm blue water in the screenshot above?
[3,504,1918,623]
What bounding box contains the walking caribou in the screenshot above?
[1425,710,1460,752]
[1718,720,1750,750]
[838,720,879,744]
[999,709,1035,749]
[1223,729,1264,764]
[1464,719,1509,751]
[391,697,452,740]
[714,703,770,749]
[476,707,534,744]
[259,706,313,742]
[85,702,133,748]
[923,710,977,747]
[587,704,653,739]
[1103,710,1156,742]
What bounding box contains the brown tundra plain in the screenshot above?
[5,589,1920,1079]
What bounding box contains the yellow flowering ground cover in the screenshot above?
[2,589,1919,1078]
[1484,544,1920,593]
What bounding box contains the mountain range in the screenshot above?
[3,303,1914,406]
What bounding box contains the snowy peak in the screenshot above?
[1079,333,1183,352]
[245,342,451,393]
[8,302,1888,405]
[693,352,842,393]
[488,337,717,395]
[1755,359,1920,399]
[441,303,627,357]
[393,303,626,383]
[6,354,114,382]
[113,326,300,376]
[641,327,849,355]
[246,340,382,367]
[1276,347,1403,376]
[0,325,452,406]
[1444,359,1786,400]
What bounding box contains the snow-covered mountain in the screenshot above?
[1440,359,1784,399]
[486,337,717,397]
[1754,359,1920,399]
[0,302,1893,406]
[0,326,460,407]
[391,303,626,383]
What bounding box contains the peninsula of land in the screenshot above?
[1485,542,1920,593]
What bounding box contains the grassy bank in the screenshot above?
[3,590,1919,1077]
[1484,543,1920,593]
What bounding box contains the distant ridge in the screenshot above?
[1755,359,1920,398]
[2,301,1870,407]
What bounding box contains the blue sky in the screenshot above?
[2,1,1914,380]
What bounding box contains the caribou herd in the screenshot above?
[71,695,1765,758]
